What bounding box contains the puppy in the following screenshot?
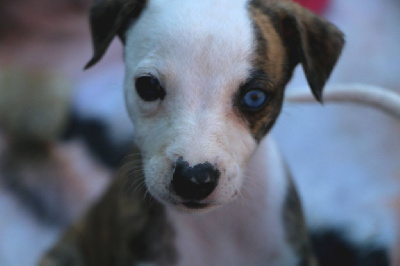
[42,0,345,265]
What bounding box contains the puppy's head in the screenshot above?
[86,0,344,212]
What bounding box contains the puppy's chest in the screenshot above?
[166,181,296,266]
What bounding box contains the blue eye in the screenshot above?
[241,90,268,111]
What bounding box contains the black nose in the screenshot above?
[172,159,220,201]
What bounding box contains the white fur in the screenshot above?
[124,0,258,208]
[168,137,297,266]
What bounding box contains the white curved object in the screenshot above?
[286,83,400,119]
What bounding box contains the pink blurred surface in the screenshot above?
[294,0,330,13]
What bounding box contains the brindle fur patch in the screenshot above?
[249,0,344,102]
[243,0,344,140]
[86,0,148,68]
[242,6,287,141]
[282,166,318,266]
[39,149,176,266]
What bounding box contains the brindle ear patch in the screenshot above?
[300,16,345,102]
[249,0,345,102]
[85,0,148,69]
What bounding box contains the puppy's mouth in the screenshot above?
[179,189,239,211]
[179,202,219,213]
[169,199,222,213]
[182,201,210,209]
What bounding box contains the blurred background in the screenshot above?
[0,0,399,265]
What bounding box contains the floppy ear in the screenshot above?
[254,0,345,102]
[85,0,147,69]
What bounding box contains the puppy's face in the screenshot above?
[86,0,344,212]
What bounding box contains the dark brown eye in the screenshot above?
[135,76,166,101]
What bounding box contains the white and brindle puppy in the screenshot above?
[43,0,345,265]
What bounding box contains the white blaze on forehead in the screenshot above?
[125,0,255,91]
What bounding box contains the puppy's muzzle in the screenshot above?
[172,158,220,202]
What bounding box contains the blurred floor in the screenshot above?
[0,0,399,265]
[0,137,110,265]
